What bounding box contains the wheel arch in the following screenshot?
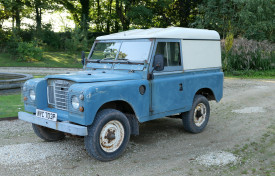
[195,88,216,101]
[96,100,139,135]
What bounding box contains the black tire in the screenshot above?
[182,95,210,133]
[84,109,130,161]
[32,124,65,141]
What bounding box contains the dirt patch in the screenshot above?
[196,151,238,166]
[0,141,83,165]
[232,107,265,113]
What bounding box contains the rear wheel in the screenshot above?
[32,124,65,141]
[84,109,130,161]
[182,95,210,133]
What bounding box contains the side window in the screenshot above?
[155,42,181,69]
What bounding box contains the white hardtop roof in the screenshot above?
[96,27,220,40]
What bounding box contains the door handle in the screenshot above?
[179,83,183,91]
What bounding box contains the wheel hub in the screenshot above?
[100,120,125,153]
[193,103,207,127]
[105,129,116,143]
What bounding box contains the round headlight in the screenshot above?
[72,96,80,109]
[30,89,36,101]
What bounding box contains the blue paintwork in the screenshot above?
[19,38,224,136]
[23,78,47,112]
[45,70,144,83]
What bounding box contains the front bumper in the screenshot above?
[18,112,88,136]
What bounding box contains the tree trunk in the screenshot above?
[80,0,90,31]
[35,5,42,32]
[96,0,101,31]
[115,0,120,32]
[15,8,20,30]
[12,16,15,29]
[116,1,130,31]
[14,0,21,31]
[106,0,113,33]
[178,0,190,27]
[123,2,130,30]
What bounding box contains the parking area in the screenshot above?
[0,78,274,176]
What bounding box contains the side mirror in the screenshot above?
[153,54,164,71]
[81,51,85,65]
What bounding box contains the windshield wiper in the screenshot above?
[117,58,132,64]
[92,58,115,63]
[117,58,145,64]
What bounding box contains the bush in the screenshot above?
[221,38,275,71]
[16,42,43,62]
[0,29,11,52]
[64,27,90,53]
[6,31,22,54]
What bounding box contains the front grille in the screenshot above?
[47,79,72,111]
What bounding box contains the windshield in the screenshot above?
[90,42,120,60]
[89,40,152,62]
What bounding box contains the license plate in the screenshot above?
[36,109,57,121]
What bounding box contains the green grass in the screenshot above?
[0,75,44,118]
[0,52,83,68]
[227,124,275,175]
[0,93,23,118]
[225,69,275,79]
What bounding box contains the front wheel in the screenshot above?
[84,109,130,161]
[182,95,210,133]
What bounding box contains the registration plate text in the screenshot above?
[36,109,57,121]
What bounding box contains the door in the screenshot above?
[150,39,186,115]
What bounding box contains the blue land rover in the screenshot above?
[19,27,223,161]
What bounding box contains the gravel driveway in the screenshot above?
[0,78,274,176]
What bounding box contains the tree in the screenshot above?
[237,0,275,42]
[171,0,203,27]
[58,0,90,31]
[24,0,56,32]
[0,1,11,28]
[192,0,239,38]
[1,0,24,31]
[193,0,274,41]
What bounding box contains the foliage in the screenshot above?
[1,0,274,43]
[6,31,22,53]
[237,0,275,42]
[16,41,43,62]
[221,38,275,71]
[38,24,64,51]
[223,32,234,70]
[193,0,275,42]
[57,0,90,31]
[192,0,238,38]
[225,32,234,53]
[64,27,90,53]
[1,0,274,71]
